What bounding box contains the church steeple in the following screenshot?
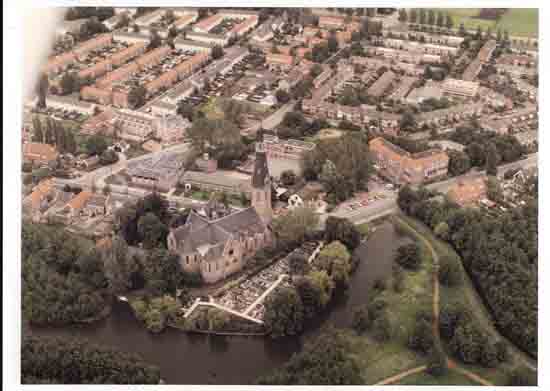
[251,136,272,224]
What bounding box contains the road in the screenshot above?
[329,153,537,224]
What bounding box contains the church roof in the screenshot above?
[172,207,266,256]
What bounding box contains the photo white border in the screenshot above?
[3,1,545,390]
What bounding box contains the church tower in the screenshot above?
[251,140,272,225]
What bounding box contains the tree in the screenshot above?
[147,28,162,50]
[275,89,291,104]
[398,9,407,22]
[257,329,362,385]
[399,111,416,131]
[177,100,195,121]
[409,9,418,24]
[395,243,422,270]
[103,236,138,294]
[99,149,118,165]
[436,11,444,28]
[289,251,309,276]
[438,254,463,286]
[324,216,361,251]
[485,142,499,176]
[419,9,427,25]
[447,150,471,176]
[445,14,453,30]
[280,169,297,186]
[211,45,224,59]
[316,241,352,289]
[32,116,44,143]
[372,310,393,341]
[506,368,536,386]
[137,213,167,249]
[21,335,161,384]
[449,322,485,364]
[480,342,499,368]
[408,318,434,354]
[296,270,334,318]
[59,72,79,95]
[426,346,448,377]
[459,23,466,36]
[351,305,370,334]
[427,10,436,25]
[85,135,109,156]
[271,207,319,248]
[127,86,147,109]
[327,34,339,53]
[264,286,304,338]
[36,73,49,108]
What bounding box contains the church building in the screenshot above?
[167,142,273,283]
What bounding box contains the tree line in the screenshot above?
[397,185,537,357]
[22,335,161,384]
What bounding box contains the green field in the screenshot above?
[441,8,538,38]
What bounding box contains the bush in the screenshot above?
[408,318,434,354]
[395,243,422,270]
[367,296,388,320]
[438,255,463,286]
[426,346,448,377]
[392,263,405,292]
[495,341,509,363]
[480,342,499,368]
[372,311,393,341]
[506,368,537,386]
[351,305,370,334]
[372,278,387,292]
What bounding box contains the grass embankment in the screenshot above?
[344,217,434,384]
[398,215,536,386]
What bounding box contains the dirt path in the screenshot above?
[375,365,427,385]
[395,217,495,387]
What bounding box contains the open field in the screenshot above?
[441,8,538,37]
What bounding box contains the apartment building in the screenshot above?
[115,109,156,142]
[111,42,147,66]
[193,14,224,33]
[45,94,96,115]
[367,70,397,97]
[186,31,229,47]
[442,78,480,97]
[81,85,113,105]
[154,114,191,144]
[73,34,114,59]
[262,134,316,160]
[384,38,458,57]
[266,53,294,70]
[171,13,199,31]
[477,39,497,63]
[134,9,165,27]
[416,103,483,127]
[174,38,214,53]
[389,76,418,101]
[113,32,151,45]
[230,15,259,37]
[369,137,449,185]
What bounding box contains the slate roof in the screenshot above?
[172,207,266,256]
[252,148,269,188]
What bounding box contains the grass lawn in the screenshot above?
[440,8,538,37]
[346,216,434,384]
[397,215,536,386]
[396,370,478,385]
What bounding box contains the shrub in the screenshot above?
[408,318,434,354]
[438,255,463,286]
[426,346,448,377]
[395,243,422,270]
[372,311,393,341]
[351,305,370,334]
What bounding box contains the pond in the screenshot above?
[28,221,410,384]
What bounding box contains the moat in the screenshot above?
[28,221,410,384]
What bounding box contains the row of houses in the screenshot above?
[81,48,210,108]
[44,33,114,76]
